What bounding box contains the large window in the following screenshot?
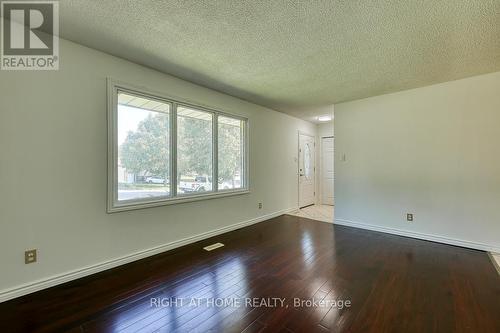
[108,81,248,212]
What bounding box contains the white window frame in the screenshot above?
[107,79,249,213]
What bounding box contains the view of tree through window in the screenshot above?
[177,106,213,194]
[218,116,243,190]
[111,86,247,210]
[118,91,171,201]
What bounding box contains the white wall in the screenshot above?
[0,39,315,300]
[317,122,334,138]
[335,71,500,252]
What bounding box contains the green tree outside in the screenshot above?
[120,112,242,186]
[120,113,170,180]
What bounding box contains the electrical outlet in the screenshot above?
[258,202,263,209]
[25,249,37,264]
[406,213,414,222]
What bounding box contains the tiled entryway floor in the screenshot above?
[288,204,333,223]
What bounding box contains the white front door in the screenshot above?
[298,133,315,208]
[322,137,334,205]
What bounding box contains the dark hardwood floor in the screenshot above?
[1,215,499,333]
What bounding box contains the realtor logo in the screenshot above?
[1,0,59,70]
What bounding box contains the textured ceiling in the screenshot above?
[60,1,500,121]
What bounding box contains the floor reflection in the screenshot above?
[109,256,247,332]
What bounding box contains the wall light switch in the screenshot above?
[406,213,414,222]
[25,249,37,264]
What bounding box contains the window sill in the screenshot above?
[107,189,250,213]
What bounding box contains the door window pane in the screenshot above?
[218,116,244,190]
[304,142,312,180]
[177,106,213,194]
[117,91,171,201]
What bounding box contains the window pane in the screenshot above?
[218,116,244,190]
[177,106,213,194]
[117,92,171,201]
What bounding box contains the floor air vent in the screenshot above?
[203,243,225,251]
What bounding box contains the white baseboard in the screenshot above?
[0,208,296,303]
[335,218,500,253]
[488,253,500,275]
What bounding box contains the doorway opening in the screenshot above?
[291,128,334,223]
